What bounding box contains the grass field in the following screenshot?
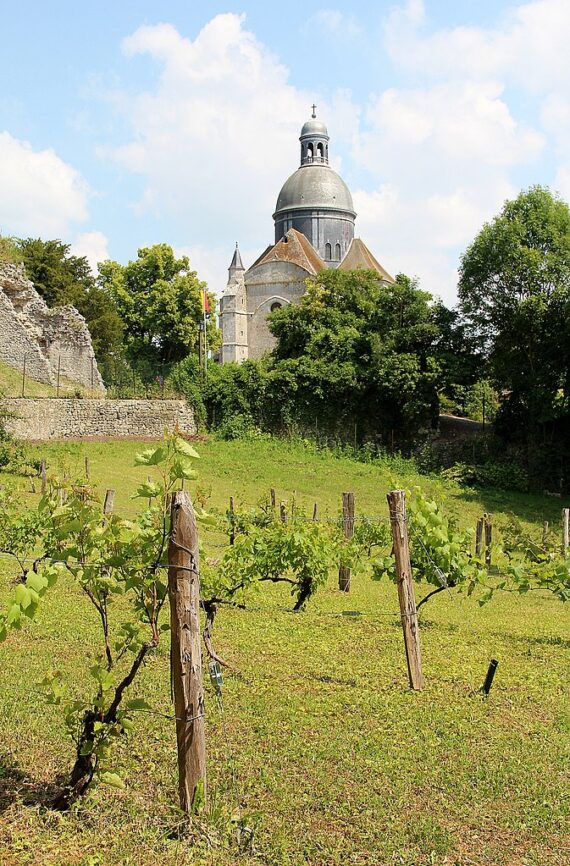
[0,437,568,866]
[0,360,98,398]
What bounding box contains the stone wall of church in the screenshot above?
[3,398,196,440]
[245,260,309,359]
[0,262,104,391]
[219,272,249,363]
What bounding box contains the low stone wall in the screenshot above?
[2,398,196,441]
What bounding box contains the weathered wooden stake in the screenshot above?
[103,489,115,515]
[84,456,90,480]
[280,502,287,523]
[562,508,569,557]
[168,491,207,815]
[475,517,484,557]
[338,491,355,592]
[229,496,235,545]
[40,459,47,495]
[312,502,318,522]
[270,488,276,512]
[542,521,549,547]
[485,513,493,567]
[386,489,424,690]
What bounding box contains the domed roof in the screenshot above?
[300,118,329,138]
[274,164,355,215]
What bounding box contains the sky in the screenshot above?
[1,0,569,304]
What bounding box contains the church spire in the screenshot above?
[228,242,244,275]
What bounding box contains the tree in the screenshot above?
[98,245,219,372]
[17,238,94,307]
[266,269,441,447]
[458,186,570,486]
[16,238,124,378]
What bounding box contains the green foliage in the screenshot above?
[266,270,441,447]
[0,432,208,802]
[0,235,23,263]
[213,509,336,611]
[203,270,443,449]
[440,460,529,493]
[166,354,206,427]
[459,186,570,489]
[98,244,219,369]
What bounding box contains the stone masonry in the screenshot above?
[3,398,196,440]
[0,261,104,390]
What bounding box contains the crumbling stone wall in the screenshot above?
[3,398,196,440]
[0,262,104,390]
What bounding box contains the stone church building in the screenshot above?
[219,111,394,363]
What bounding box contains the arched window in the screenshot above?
[307,143,314,161]
[316,142,323,160]
[335,243,341,260]
[325,242,332,260]
[270,301,282,312]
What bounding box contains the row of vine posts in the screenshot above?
[25,457,570,819]
[166,487,570,818]
[165,486,423,817]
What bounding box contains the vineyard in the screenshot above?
[0,435,568,866]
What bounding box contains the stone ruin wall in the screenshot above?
[0,261,104,391]
[2,398,196,440]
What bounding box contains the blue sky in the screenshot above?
[1,0,569,302]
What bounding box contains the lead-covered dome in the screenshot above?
[274,165,355,215]
[300,118,329,138]
[273,111,356,266]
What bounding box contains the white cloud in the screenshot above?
[71,230,110,273]
[384,0,570,93]
[105,7,558,303]
[111,13,315,270]
[349,78,540,301]
[0,132,89,238]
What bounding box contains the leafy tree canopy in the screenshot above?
[98,244,219,368]
[265,269,441,446]
[458,185,570,422]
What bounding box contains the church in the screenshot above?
[219,110,394,363]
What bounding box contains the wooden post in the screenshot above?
[562,508,569,557]
[280,502,287,523]
[338,492,355,592]
[168,491,207,815]
[40,459,47,495]
[270,488,276,513]
[229,496,235,545]
[103,489,115,515]
[542,521,549,548]
[485,513,493,567]
[475,517,484,557]
[386,489,424,690]
[312,502,318,522]
[84,456,90,481]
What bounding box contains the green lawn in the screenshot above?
[0,359,98,398]
[0,437,568,866]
